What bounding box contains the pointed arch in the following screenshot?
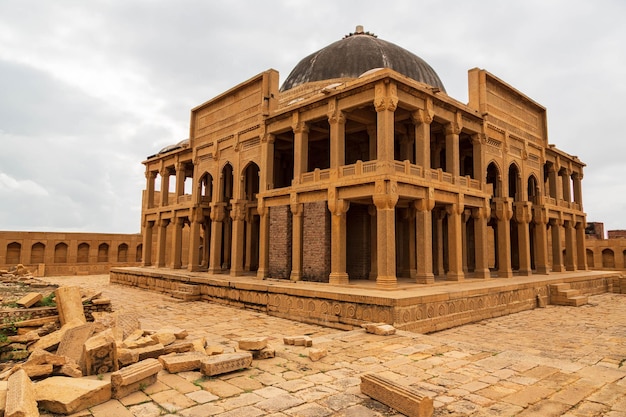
[486,161,502,198]
[527,174,540,204]
[6,242,21,265]
[220,162,234,203]
[242,161,260,201]
[30,242,45,264]
[199,172,213,204]
[77,243,90,263]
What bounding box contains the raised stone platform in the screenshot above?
[110,267,621,333]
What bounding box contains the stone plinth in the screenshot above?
[200,352,252,376]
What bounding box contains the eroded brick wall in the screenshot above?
[346,204,371,279]
[302,201,330,282]
[268,206,292,279]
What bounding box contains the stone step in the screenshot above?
[360,373,433,417]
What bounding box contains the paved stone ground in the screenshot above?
[39,275,626,417]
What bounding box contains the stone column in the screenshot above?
[328,107,346,170]
[547,165,557,199]
[160,168,170,207]
[532,207,550,274]
[171,217,184,269]
[145,171,157,209]
[292,121,309,184]
[201,221,210,268]
[471,205,491,278]
[550,218,565,272]
[575,221,588,270]
[175,162,185,200]
[446,202,465,281]
[514,202,533,276]
[372,183,399,288]
[564,220,576,271]
[367,205,377,281]
[445,121,461,177]
[412,104,433,169]
[561,168,571,203]
[414,195,435,283]
[434,209,445,277]
[188,210,202,272]
[244,214,254,271]
[229,201,246,276]
[256,200,269,279]
[375,81,397,165]
[290,202,303,281]
[406,206,417,278]
[260,134,275,191]
[155,218,169,268]
[208,204,225,274]
[494,198,513,278]
[572,172,583,206]
[142,220,154,266]
[328,193,350,285]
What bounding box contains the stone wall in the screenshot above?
[302,202,330,282]
[0,231,142,276]
[268,206,292,279]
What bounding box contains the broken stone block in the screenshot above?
[54,287,87,327]
[253,346,275,360]
[238,337,268,351]
[56,323,96,372]
[15,364,53,379]
[6,369,39,417]
[83,329,118,376]
[117,348,140,367]
[0,381,7,416]
[200,352,253,377]
[57,361,83,378]
[151,332,176,346]
[148,326,188,340]
[362,323,396,336]
[135,343,165,361]
[308,348,327,362]
[122,335,158,350]
[159,352,208,373]
[92,311,139,341]
[192,337,206,353]
[16,293,42,308]
[29,319,84,353]
[205,345,224,356]
[284,335,313,346]
[163,340,195,355]
[360,373,433,417]
[111,358,162,399]
[35,376,111,415]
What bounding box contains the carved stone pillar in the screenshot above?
[155,218,169,268]
[290,202,304,281]
[405,206,417,278]
[374,81,397,164]
[550,217,565,272]
[446,202,464,281]
[564,220,576,271]
[208,203,225,274]
[171,216,184,269]
[575,221,588,271]
[532,206,550,274]
[434,209,445,277]
[175,162,185,199]
[444,118,461,177]
[471,204,491,279]
[328,193,350,285]
[328,105,346,170]
[188,209,202,272]
[142,220,154,267]
[256,200,269,279]
[230,201,246,276]
[372,182,398,288]
[414,193,435,283]
[494,198,513,278]
[367,205,377,281]
[292,119,309,184]
[572,172,583,206]
[412,102,433,169]
[514,202,533,276]
[160,168,170,207]
[145,171,157,209]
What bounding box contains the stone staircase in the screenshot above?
[549,283,588,306]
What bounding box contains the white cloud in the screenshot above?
[0,173,49,197]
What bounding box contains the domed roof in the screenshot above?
[280,26,446,93]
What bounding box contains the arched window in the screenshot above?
[221,163,234,202]
[508,163,520,201]
[527,175,539,204]
[6,242,21,265]
[486,162,501,198]
[98,243,109,263]
[54,243,68,263]
[136,244,143,262]
[243,162,260,201]
[117,243,128,262]
[77,243,90,263]
[602,249,615,268]
[30,243,45,264]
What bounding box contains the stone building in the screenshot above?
[140,26,587,288]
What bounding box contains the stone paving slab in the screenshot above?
[36,275,626,417]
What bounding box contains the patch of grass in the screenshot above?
[619,358,626,368]
[39,293,56,307]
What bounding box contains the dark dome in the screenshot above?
[280,26,446,92]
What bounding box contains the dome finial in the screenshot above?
[344,25,377,39]
[355,25,364,34]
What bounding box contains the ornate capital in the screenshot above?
[328,198,350,216]
[327,111,346,126]
[372,193,398,210]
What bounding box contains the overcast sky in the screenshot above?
[1,0,625,234]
